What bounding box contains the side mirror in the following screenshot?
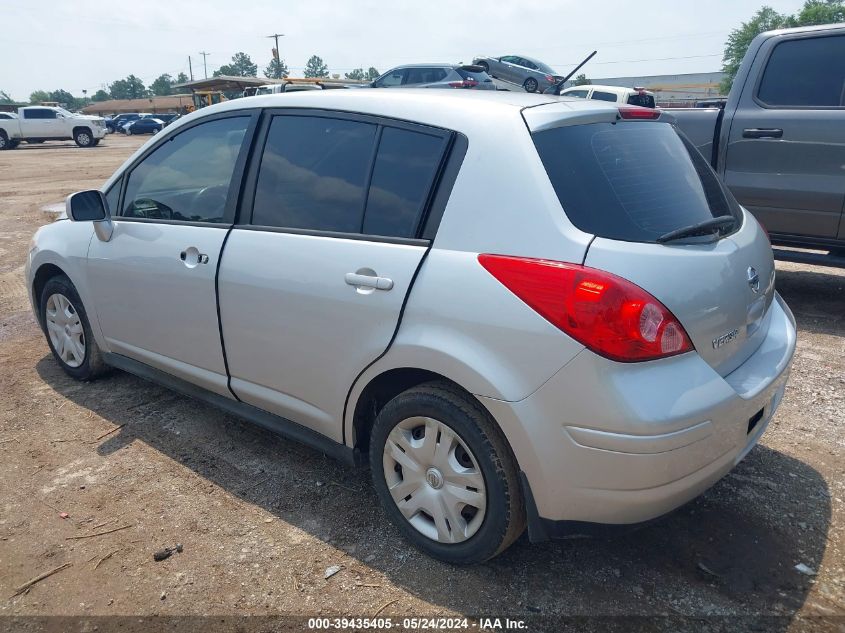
[66,190,114,241]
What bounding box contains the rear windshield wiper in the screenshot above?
[656,215,736,244]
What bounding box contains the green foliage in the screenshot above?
[92,90,110,102]
[366,67,380,81]
[0,90,13,104]
[721,1,845,93]
[344,68,365,80]
[150,74,173,96]
[304,55,329,78]
[109,75,147,100]
[570,74,592,86]
[264,57,289,79]
[214,52,258,77]
[175,72,189,84]
[29,90,51,104]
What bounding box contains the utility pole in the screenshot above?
[266,33,284,78]
[188,56,194,81]
[198,51,210,78]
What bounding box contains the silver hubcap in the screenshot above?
[382,416,486,544]
[45,293,85,368]
[78,133,90,145]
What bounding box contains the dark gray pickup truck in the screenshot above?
[670,24,845,266]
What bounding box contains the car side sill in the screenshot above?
[102,352,363,467]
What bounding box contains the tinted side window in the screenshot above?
[105,179,121,215]
[564,89,589,99]
[376,69,405,87]
[252,116,377,232]
[24,108,56,119]
[122,116,248,223]
[591,91,618,102]
[406,68,448,84]
[627,93,656,108]
[758,35,845,107]
[363,127,446,238]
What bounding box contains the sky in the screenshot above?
[1,0,807,101]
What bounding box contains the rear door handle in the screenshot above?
[345,272,393,290]
[742,128,783,139]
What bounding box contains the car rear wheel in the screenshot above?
[369,381,525,564]
[0,131,9,150]
[74,128,94,148]
[478,61,489,74]
[40,275,107,381]
[523,77,538,93]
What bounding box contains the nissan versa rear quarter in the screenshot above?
[26,89,796,564]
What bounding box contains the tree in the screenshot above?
[29,90,51,104]
[366,67,380,81]
[175,72,189,84]
[721,1,845,93]
[304,55,328,78]
[214,52,258,77]
[344,68,365,80]
[49,89,76,107]
[92,89,110,102]
[109,75,147,99]
[264,57,289,79]
[570,74,591,86]
[150,74,173,96]
[0,90,13,104]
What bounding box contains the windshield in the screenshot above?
[532,121,741,243]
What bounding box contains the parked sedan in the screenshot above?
[472,54,563,92]
[27,90,795,564]
[371,64,495,90]
[123,117,164,135]
[106,113,141,133]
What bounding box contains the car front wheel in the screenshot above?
[74,128,94,147]
[40,275,106,381]
[369,382,525,564]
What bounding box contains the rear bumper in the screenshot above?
[479,293,796,537]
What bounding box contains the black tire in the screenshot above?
[39,275,107,381]
[523,77,538,93]
[92,139,101,146]
[74,128,95,148]
[0,131,9,150]
[369,381,525,564]
[478,61,489,74]
[8,139,20,149]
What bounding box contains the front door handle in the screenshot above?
[345,272,393,291]
[180,248,209,266]
[742,128,783,139]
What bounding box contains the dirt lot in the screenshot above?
[0,135,843,632]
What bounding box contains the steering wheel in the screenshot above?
[190,185,228,221]
[131,198,173,220]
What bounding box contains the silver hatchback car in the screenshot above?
[26,90,796,564]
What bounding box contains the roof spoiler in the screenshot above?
[551,51,597,96]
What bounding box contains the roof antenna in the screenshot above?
[552,50,597,96]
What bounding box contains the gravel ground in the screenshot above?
[0,135,842,633]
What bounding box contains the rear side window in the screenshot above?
[757,35,845,107]
[591,91,618,103]
[363,127,446,237]
[627,93,656,108]
[455,68,492,82]
[533,122,738,243]
[406,68,448,84]
[24,108,56,119]
[252,116,377,232]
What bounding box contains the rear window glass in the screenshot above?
[455,68,491,82]
[627,93,656,108]
[532,122,738,243]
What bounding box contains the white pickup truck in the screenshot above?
[0,106,106,149]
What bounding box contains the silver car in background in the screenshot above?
[26,90,796,564]
[472,54,564,92]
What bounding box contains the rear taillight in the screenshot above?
[448,79,478,88]
[478,254,694,362]
[618,105,660,120]
[545,75,555,83]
